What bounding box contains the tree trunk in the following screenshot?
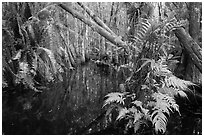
[174,28,202,73]
[184,2,202,83]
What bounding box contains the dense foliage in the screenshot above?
[2,2,202,135]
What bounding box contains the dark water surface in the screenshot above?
[2,62,126,135]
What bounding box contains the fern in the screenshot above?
[151,110,167,134]
[134,18,152,43]
[165,75,196,91]
[163,18,187,34]
[133,119,148,133]
[119,105,148,133]
[150,92,180,134]
[103,92,128,107]
[117,107,129,120]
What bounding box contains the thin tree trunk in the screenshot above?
[74,18,79,55]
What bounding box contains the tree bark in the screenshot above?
[174,28,202,73]
[184,2,202,82]
[58,3,127,49]
[188,2,201,43]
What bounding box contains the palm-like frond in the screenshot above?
[154,93,179,114]
[103,92,128,107]
[151,110,167,134]
[134,19,152,43]
[150,92,180,133]
[165,75,196,90]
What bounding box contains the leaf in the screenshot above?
[166,75,196,90]
[103,92,127,107]
[141,84,149,90]
[151,110,167,134]
[116,107,129,121]
[151,92,180,134]
[136,58,153,72]
[158,87,177,97]
[12,50,22,60]
[132,100,142,107]
[133,111,142,123]
[177,90,188,99]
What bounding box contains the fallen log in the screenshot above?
[58,4,127,49]
[77,2,117,37]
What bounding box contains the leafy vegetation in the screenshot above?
[103,55,195,134]
[2,2,201,135]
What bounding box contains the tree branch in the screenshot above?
[77,2,117,37]
[58,3,127,49]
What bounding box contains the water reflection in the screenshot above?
[2,62,124,134]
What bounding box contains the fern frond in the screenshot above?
[105,103,123,124]
[151,110,167,134]
[151,92,180,134]
[103,92,128,107]
[163,18,187,34]
[177,90,188,98]
[133,110,142,123]
[158,87,177,97]
[117,107,129,120]
[154,58,172,76]
[134,120,148,133]
[134,19,152,43]
[165,75,196,90]
[154,92,180,114]
[132,100,149,115]
[19,61,29,75]
[132,100,142,107]
[136,58,155,72]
